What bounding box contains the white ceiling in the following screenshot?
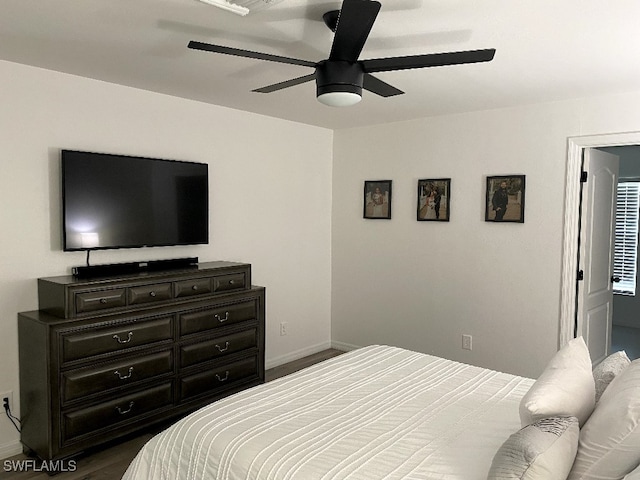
[2,0,640,130]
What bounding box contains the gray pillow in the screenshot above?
[487,416,579,480]
[593,350,630,402]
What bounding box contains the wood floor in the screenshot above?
[612,325,640,360]
[1,349,344,480]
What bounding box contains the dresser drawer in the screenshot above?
[61,317,173,363]
[179,300,257,337]
[75,289,126,314]
[174,278,212,299]
[62,350,173,403]
[63,383,173,442]
[212,273,246,293]
[180,329,257,369]
[128,283,172,306]
[180,356,257,401]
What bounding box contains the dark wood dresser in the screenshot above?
[18,261,265,461]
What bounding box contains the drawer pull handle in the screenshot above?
[214,312,230,323]
[113,332,133,344]
[100,298,108,304]
[116,401,134,415]
[215,342,230,353]
[114,367,134,380]
[149,291,157,297]
[216,371,230,382]
[229,280,235,285]
[191,285,199,291]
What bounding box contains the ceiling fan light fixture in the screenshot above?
[315,61,364,107]
[317,91,362,107]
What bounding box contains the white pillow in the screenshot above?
[593,350,630,402]
[568,358,640,480]
[624,464,640,480]
[487,416,579,480]
[519,337,595,427]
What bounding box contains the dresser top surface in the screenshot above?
[39,261,250,286]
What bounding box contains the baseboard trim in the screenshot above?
[330,340,362,352]
[265,341,333,370]
[0,439,22,460]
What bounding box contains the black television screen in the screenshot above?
[62,150,208,251]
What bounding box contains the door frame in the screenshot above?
[560,131,640,348]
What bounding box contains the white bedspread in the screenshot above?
[123,345,533,480]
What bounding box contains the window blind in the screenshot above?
[614,181,640,295]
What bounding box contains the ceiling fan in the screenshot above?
[188,0,496,107]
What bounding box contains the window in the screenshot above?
[614,180,640,295]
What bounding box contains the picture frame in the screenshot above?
[417,178,451,222]
[485,175,526,223]
[363,180,392,219]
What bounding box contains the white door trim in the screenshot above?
[560,131,640,348]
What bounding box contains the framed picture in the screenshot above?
[485,175,526,223]
[417,178,450,221]
[363,180,392,219]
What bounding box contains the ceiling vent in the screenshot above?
[234,0,284,11]
[197,0,283,16]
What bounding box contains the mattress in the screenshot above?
[123,345,533,480]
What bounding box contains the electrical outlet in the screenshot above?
[462,334,472,351]
[1,391,13,414]
[279,322,288,336]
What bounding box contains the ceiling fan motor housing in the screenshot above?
[315,60,364,97]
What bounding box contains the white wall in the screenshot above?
[0,60,333,456]
[331,92,640,379]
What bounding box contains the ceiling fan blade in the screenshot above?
[252,73,317,93]
[362,48,496,73]
[329,0,381,62]
[363,74,404,97]
[188,41,316,68]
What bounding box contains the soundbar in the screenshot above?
[72,257,199,278]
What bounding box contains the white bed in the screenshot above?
[123,345,533,480]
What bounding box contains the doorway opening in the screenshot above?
[561,132,640,362]
[598,145,640,360]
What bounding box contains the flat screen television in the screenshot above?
[62,150,208,251]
